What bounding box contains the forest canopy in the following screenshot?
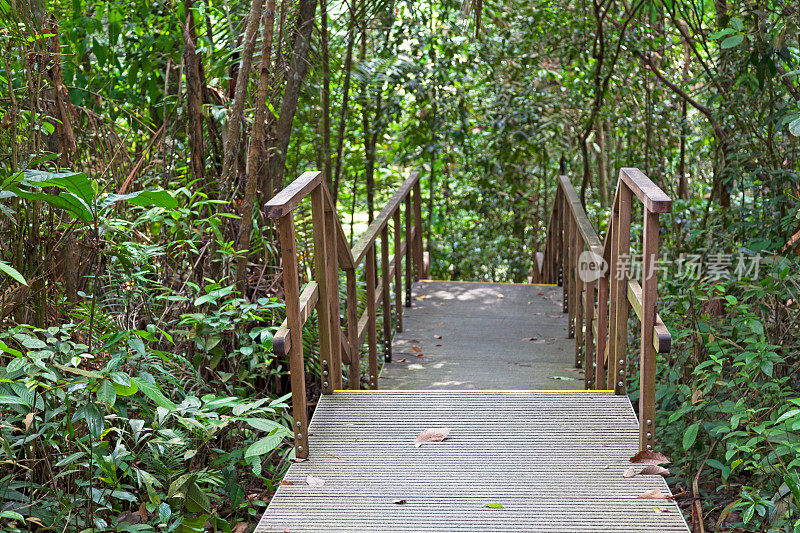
[1,0,800,531]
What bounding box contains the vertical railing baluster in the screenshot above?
[310,186,335,395]
[560,189,568,313]
[404,194,412,307]
[412,180,424,280]
[639,209,660,450]
[584,278,595,388]
[277,213,309,458]
[366,243,378,389]
[597,272,609,390]
[380,226,392,362]
[324,208,342,390]
[609,181,632,395]
[345,268,359,389]
[393,208,402,332]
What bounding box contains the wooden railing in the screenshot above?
[542,168,672,451]
[265,170,425,458]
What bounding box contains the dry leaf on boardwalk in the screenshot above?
[290,457,308,463]
[397,358,407,362]
[623,467,635,478]
[497,294,505,298]
[521,337,537,342]
[637,489,668,499]
[410,346,423,353]
[415,427,450,443]
[279,480,294,485]
[434,334,442,339]
[305,475,325,486]
[393,499,407,505]
[639,465,670,476]
[629,450,672,465]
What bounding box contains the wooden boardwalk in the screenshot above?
[256,282,690,532]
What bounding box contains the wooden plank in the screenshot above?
[265,171,323,218]
[357,308,369,345]
[276,214,309,458]
[596,274,609,390]
[626,280,671,354]
[273,282,319,355]
[352,172,420,266]
[558,176,603,255]
[619,168,672,214]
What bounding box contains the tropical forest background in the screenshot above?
[1,0,800,530]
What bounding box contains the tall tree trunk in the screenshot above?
[359,28,375,223]
[222,0,266,190]
[236,0,275,296]
[332,1,357,205]
[319,0,332,190]
[183,0,205,186]
[266,0,317,190]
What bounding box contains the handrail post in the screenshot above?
[596,273,609,389]
[365,243,378,389]
[310,186,335,395]
[324,207,342,390]
[393,208,403,332]
[345,268,359,389]
[404,195,412,307]
[567,215,576,337]
[639,210,660,450]
[277,213,309,458]
[608,181,632,395]
[560,189,568,312]
[584,278,595,388]
[380,226,392,362]
[412,180,424,280]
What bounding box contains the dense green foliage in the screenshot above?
[2,0,800,530]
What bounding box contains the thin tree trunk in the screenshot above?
[266,0,317,190]
[359,28,375,223]
[596,117,608,207]
[320,0,332,190]
[236,0,275,296]
[183,0,205,186]
[332,1,357,205]
[222,0,266,189]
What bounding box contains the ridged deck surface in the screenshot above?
[257,391,688,532]
[257,282,689,532]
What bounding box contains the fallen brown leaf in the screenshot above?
[393,499,407,505]
[306,475,325,486]
[290,457,309,463]
[538,292,544,296]
[279,480,294,485]
[521,337,538,342]
[435,344,442,347]
[438,322,444,326]
[410,346,423,353]
[623,467,635,478]
[433,334,442,339]
[639,465,670,476]
[397,358,407,362]
[630,450,672,465]
[637,489,667,499]
[232,523,249,533]
[24,412,33,431]
[415,427,450,443]
[497,294,505,298]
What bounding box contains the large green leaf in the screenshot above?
[100,190,178,212]
[131,376,177,410]
[23,170,93,205]
[185,481,211,513]
[0,260,27,286]
[244,431,285,458]
[96,380,117,406]
[13,189,93,222]
[245,418,291,436]
[683,421,700,450]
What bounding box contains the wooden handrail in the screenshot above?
[542,169,672,452]
[266,170,425,458]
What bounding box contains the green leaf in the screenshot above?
[245,418,291,435]
[0,394,28,407]
[683,422,701,450]
[789,117,800,136]
[0,260,27,286]
[131,376,177,410]
[776,409,800,424]
[709,28,736,39]
[12,189,93,222]
[168,473,196,499]
[99,189,177,212]
[55,363,103,379]
[177,514,209,533]
[23,170,93,205]
[0,511,25,521]
[113,381,138,396]
[721,34,744,49]
[484,503,504,508]
[185,481,211,513]
[244,431,285,458]
[96,380,116,406]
